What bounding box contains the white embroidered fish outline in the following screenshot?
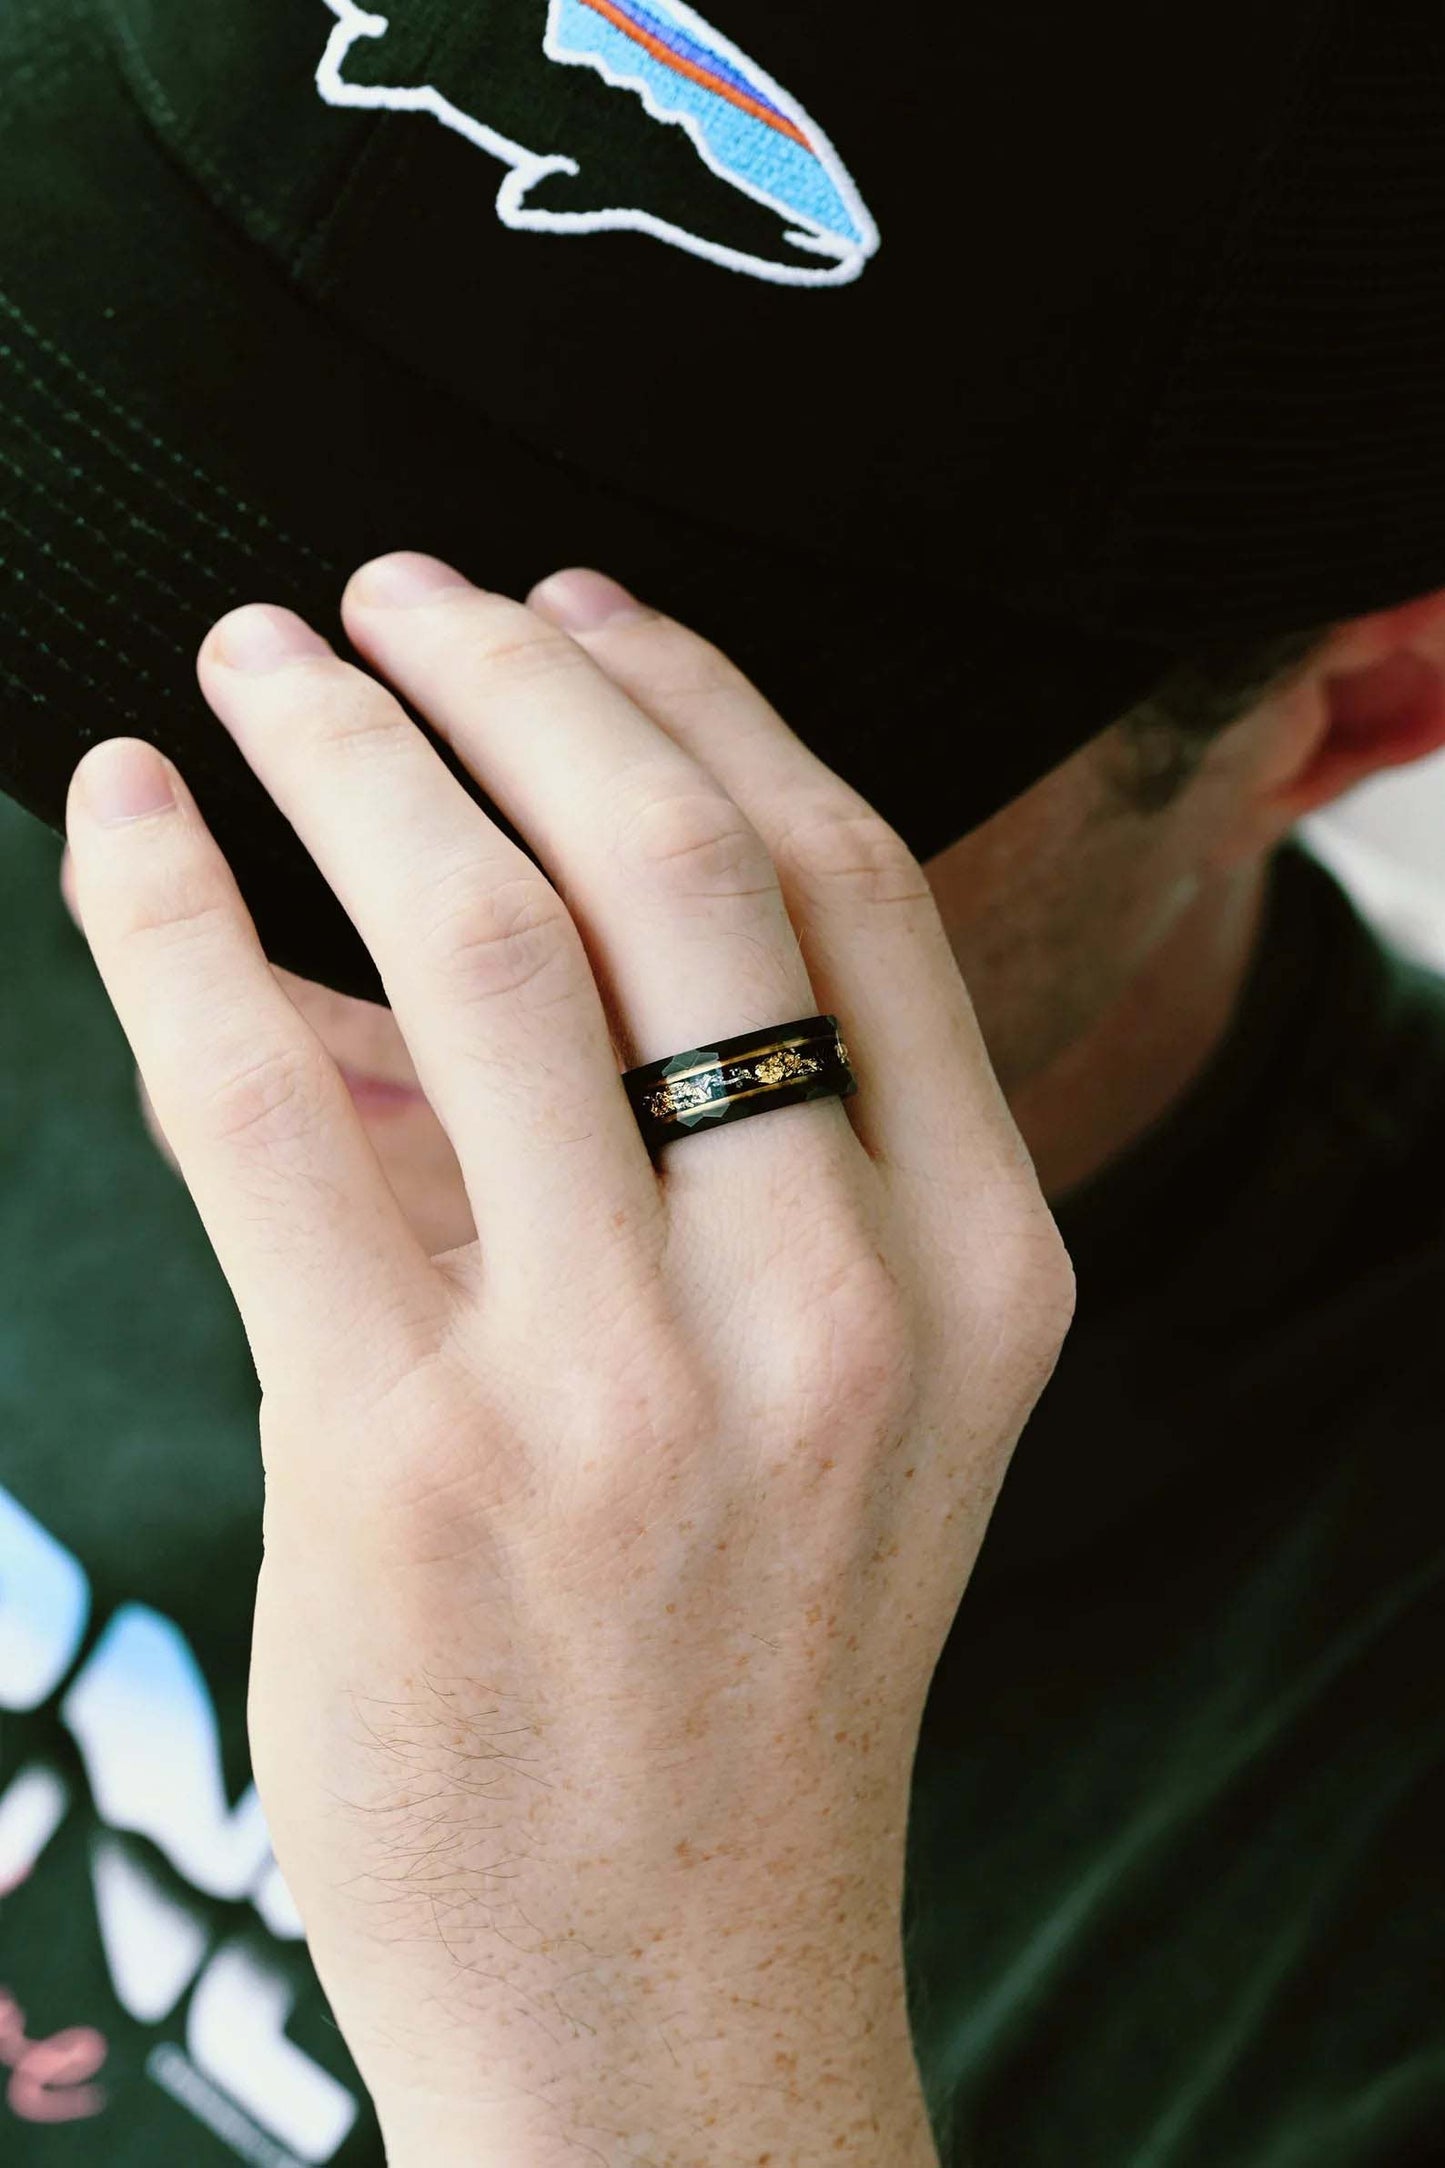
[316,0,880,286]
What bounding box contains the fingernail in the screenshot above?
[529,568,650,633]
[213,605,332,673]
[81,738,177,826]
[350,552,475,608]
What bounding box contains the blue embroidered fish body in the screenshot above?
[317,0,880,286]
[543,0,872,263]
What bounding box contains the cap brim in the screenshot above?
[1,0,1176,1005]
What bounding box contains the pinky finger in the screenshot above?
[64,739,447,1397]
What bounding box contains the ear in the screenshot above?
[1271,585,1445,824]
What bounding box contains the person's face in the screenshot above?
[921,711,1264,1097]
[55,709,1261,1253]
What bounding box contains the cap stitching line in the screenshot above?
[0,306,345,578]
[289,8,462,291]
[0,495,199,673]
[290,110,402,294]
[92,0,295,253]
[0,454,361,867]
[93,0,528,434]
[0,290,342,575]
[7,28,893,591]
[0,605,320,910]
[0,579,261,848]
[0,653,145,736]
[0,378,288,604]
[0,591,153,725]
[3,554,181,695]
[3,26,900,600]
[0,439,217,624]
[0,655,98,720]
[300,115,435,308]
[298,3,480,292]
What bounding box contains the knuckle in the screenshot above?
[305,672,408,764]
[1036,1240,1079,1350]
[201,1037,326,1151]
[117,864,234,954]
[555,1356,716,1531]
[628,627,741,713]
[360,1395,528,1559]
[470,600,600,693]
[619,784,775,901]
[768,1240,919,1440]
[424,867,580,1011]
[978,1199,1078,1358]
[817,1247,918,1391]
[774,801,933,912]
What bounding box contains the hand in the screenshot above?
[64,556,1074,2165]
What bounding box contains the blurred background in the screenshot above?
[1304,751,1445,967]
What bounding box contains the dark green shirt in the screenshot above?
[2,799,1442,2165]
[908,841,1445,2168]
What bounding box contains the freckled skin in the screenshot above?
[59,710,1217,1256]
[54,582,1445,2162]
[59,650,1335,1256]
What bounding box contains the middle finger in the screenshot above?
[339,553,847,1180]
[197,600,659,1282]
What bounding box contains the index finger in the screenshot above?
[63,741,449,1397]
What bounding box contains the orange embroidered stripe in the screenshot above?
[574,0,813,150]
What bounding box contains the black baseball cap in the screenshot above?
[4,0,1445,1006]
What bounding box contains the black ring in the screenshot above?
[622,1014,857,1156]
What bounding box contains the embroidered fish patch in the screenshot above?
[317,0,880,286]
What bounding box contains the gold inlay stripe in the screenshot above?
[648,1028,834,1092]
[649,1050,843,1122]
[678,1066,826,1115]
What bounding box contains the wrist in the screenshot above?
[380,2043,938,2168]
[373,1931,937,2167]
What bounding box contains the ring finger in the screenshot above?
[337,553,852,1192]
[196,567,838,1264]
